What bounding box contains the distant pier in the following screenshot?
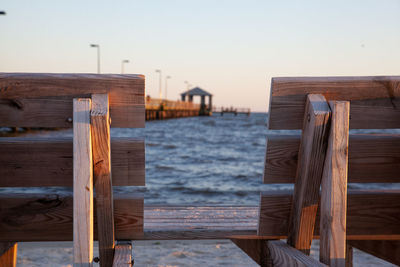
[146,87,250,121]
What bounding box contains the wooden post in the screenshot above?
[320,101,350,267]
[0,242,17,267]
[287,94,331,254]
[73,98,94,267]
[91,94,115,267]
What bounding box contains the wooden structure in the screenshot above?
[257,76,400,266]
[181,87,212,115]
[0,73,145,267]
[2,74,400,266]
[145,97,201,120]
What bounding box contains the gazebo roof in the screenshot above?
[181,87,212,97]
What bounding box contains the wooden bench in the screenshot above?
[257,76,400,266]
[0,73,145,267]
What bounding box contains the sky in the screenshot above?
[1,1,399,112]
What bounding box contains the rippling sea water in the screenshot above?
[142,112,277,205]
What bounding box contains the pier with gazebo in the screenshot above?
[145,86,250,120]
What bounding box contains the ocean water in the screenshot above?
[137,112,281,205]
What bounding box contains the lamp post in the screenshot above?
[165,76,171,100]
[155,69,162,99]
[184,80,190,90]
[121,59,129,74]
[90,44,100,74]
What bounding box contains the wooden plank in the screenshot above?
[112,242,132,267]
[287,94,331,254]
[268,240,327,267]
[348,240,400,266]
[91,94,114,267]
[0,193,143,241]
[264,134,400,183]
[258,190,400,239]
[73,98,93,267]
[231,239,270,267]
[268,76,400,129]
[0,137,145,187]
[143,206,258,240]
[2,199,400,242]
[0,242,17,267]
[0,73,145,128]
[319,101,349,267]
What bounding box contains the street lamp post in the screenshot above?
[90,44,100,74]
[165,76,171,100]
[121,59,129,74]
[184,80,190,90]
[155,69,162,99]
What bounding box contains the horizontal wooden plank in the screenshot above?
[268,240,328,267]
[143,206,258,240]
[0,73,144,128]
[3,198,399,242]
[258,190,400,238]
[268,76,400,129]
[0,193,143,242]
[0,137,145,187]
[264,134,400,183]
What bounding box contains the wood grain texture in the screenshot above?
[143,206,258,240]
[320,101,349,267]
[287,94,331,254]
[0,137,145,187]
[348,240,400,266]
[264,134,400,183]
[73,98,93,267]
[231,239,270,267]
[0,242,17,267]
[268,76,400,129]
[91,94,114,267]
[0,193,144,241]
[258,190,400,239]
[268,240,327,267]
[112,242,132,267]
[0,73,145,128]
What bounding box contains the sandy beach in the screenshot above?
[17,240,395,266]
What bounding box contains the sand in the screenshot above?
[16,240,395,266]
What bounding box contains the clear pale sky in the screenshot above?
[1,1,399,111]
